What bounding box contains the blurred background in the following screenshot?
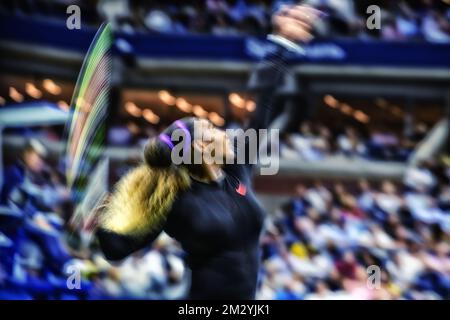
[1,0,450,300]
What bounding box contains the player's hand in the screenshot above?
[272,4,323,43]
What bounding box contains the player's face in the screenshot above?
[194,119,234,164]
[24,150,45,173]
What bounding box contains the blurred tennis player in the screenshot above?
[89,5,322,299]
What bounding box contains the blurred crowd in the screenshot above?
[258,160,450,299]
[0,139,188,299]
[0,0,448,303]
[2,128,450,299]
[280,121,429,162]
[1,114,449,299]
[108,117,428,163]
[1,0,449,42]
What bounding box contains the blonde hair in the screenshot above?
[100,164,191,237]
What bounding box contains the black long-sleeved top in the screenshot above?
[97,41,291,299]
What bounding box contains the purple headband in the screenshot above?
[158,120,192,151]
[158,133,174,149]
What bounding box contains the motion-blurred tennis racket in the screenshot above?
[62,23,113,229]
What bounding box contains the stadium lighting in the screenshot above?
[353,110,370,123]
[246,100,256,112]
[158,90,176,105]
[208,112,225,127]
[340,103,353,115]
[43,79,62,95]
[229,93,245,108]
[151,114,160,124]
[324,94,370,123]
[25,83,43,99]
[125,102,142,117]
[176,97,193,113]
[9,87,24,103]
[193,105,208,118]
[143,109,160,124]
[323,95,339,108]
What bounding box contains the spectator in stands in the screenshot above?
[280,120,423,162]
[404,160,437,193]
[2,0,449,42]
[337,126,366,158]
[1,139,48,206]
[259,154,450,299]
[284,122,329,161]
[395,1,422,41]
[421,0,450,43]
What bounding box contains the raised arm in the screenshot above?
[231,5,321,177]
[245,40,290,132]
[246,5,321,132]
